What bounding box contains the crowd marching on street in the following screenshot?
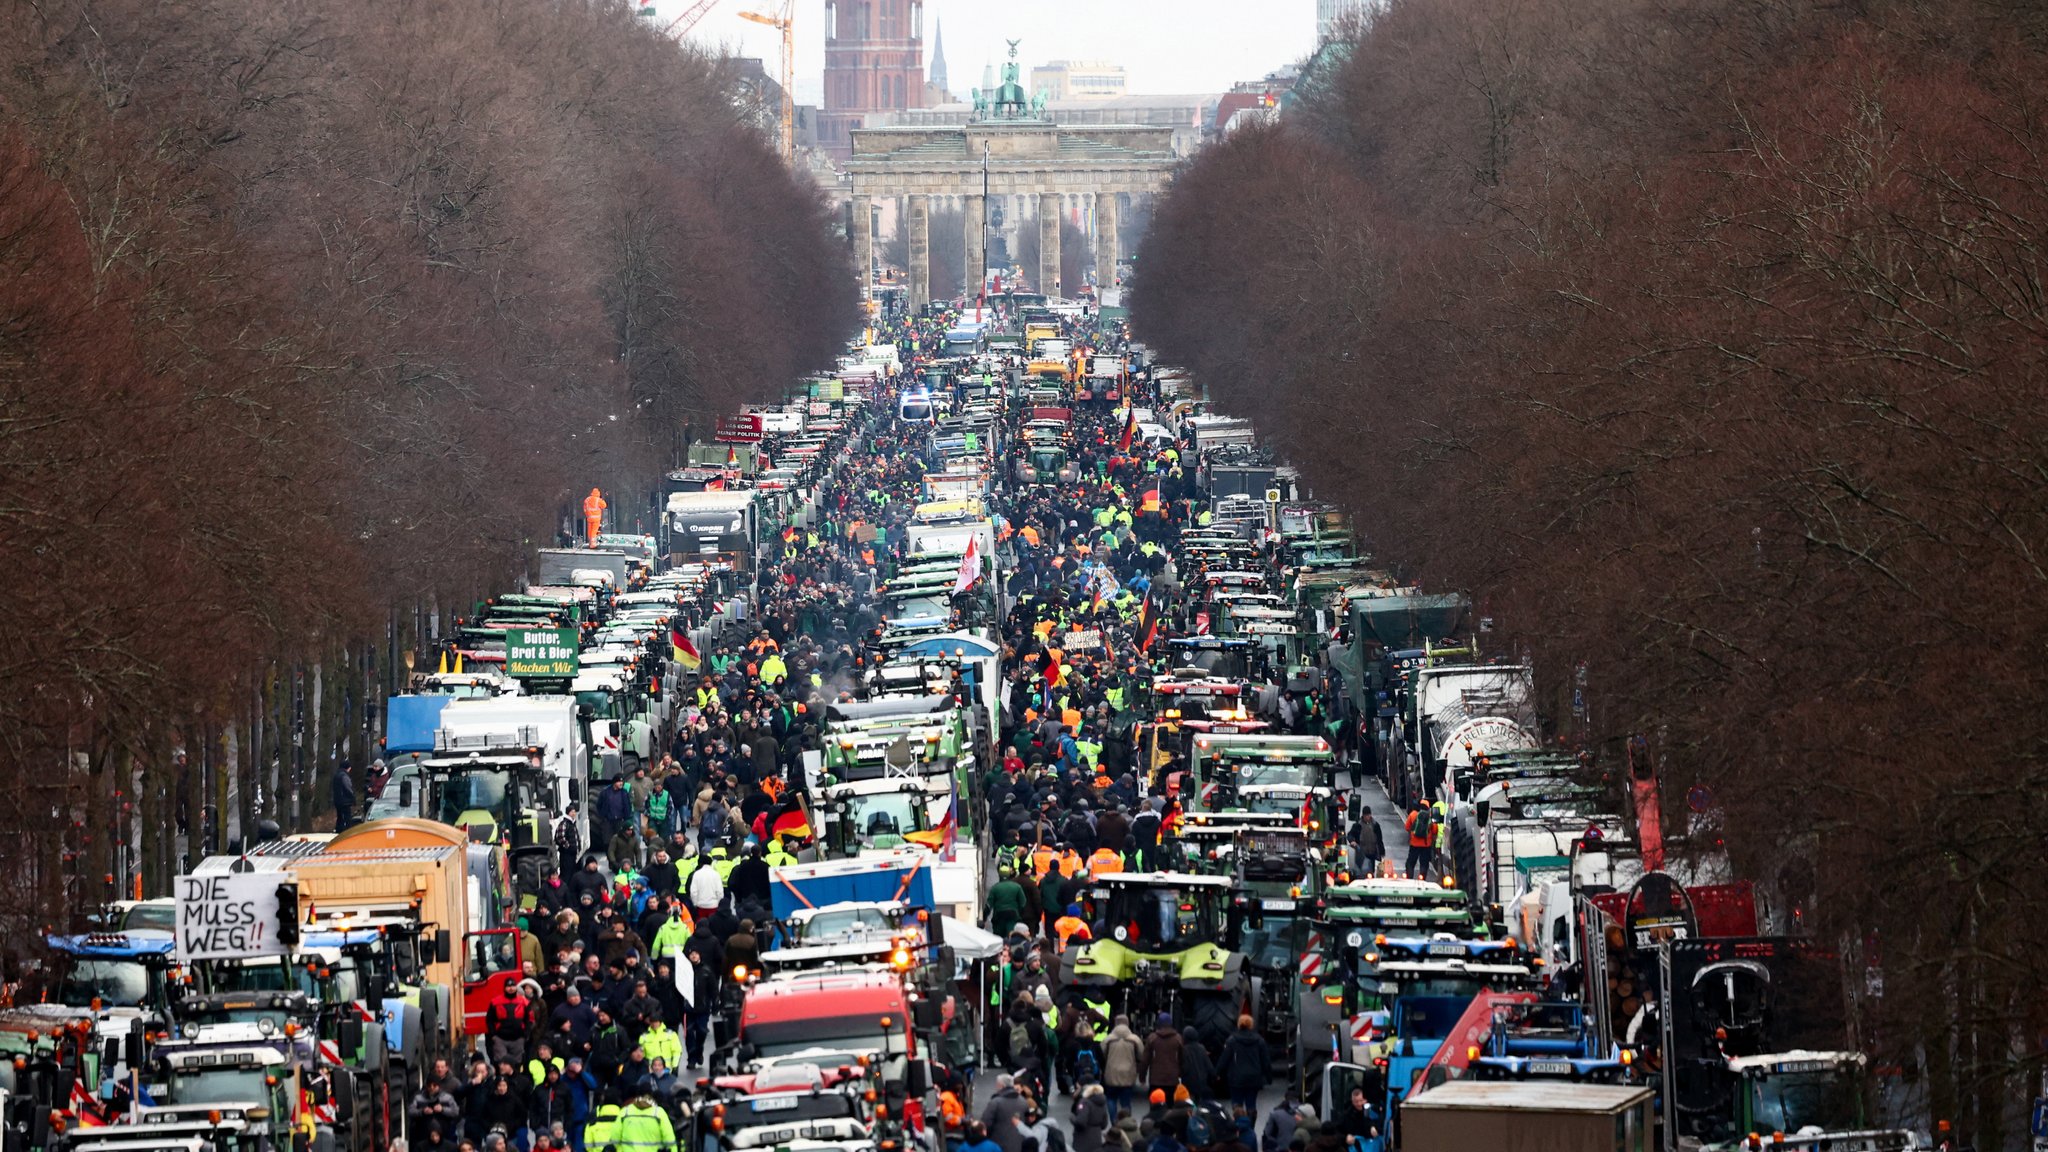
[356,298,1397,1152]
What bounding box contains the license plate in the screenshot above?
[750,1097,799,1112]
[1262,898,1296,911]
[1428,943,1465,956]
[1527,1061,1573,1076]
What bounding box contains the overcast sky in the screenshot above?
[654,0,1321,104]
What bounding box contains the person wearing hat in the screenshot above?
[1140,1013,1184,1098]
[1053,903,1092,952]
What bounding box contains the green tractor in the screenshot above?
[1061,873,1248,1046]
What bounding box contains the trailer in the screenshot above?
[1398,1081,1655,1152]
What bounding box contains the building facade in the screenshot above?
[820,0,927,159]
[1028,60,1128,101]
[1316,0,1377,41]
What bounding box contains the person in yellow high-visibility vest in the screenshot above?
[584,1100,625,1149]
[614,1094,678,1151]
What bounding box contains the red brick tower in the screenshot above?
[820,0,925,160]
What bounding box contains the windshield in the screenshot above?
[59,959,150,1007]
[430,768,515,826]
[746,1015,909,1060]
[1392,996,1470,1042]
[1233,761,1320,788]
[841,792,930,848]
[798,908,897,942]
[576,690,621,719]
[122,904,177,932]
[1106,886,1220,951]
[1243,792,1305,816]
[1238,914,1308,969]
[163,1067,276,1106]
[204,961,300,994]
[1172,649,1249,678]
[181,1003,298,1031]
[728,1093,861,1130]
[1749,1069,1861,1134]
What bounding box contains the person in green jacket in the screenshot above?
[986,865,1029,933]
[615,1094,679,1151]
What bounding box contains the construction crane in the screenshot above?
[661,0,721,37]
[737,0,795,161]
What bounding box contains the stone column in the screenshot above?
[1095,190,1120,288]
[850,194,873,297]
[964,193,986,301]
[906,194,930,310]
[1039,191,1062,298]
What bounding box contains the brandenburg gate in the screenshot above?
[844,41,1178,306]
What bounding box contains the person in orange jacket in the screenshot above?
[581,487,607,545]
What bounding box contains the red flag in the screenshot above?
[1117,406,1135,454]
[1141,487,1162,513]
[953,535,982,594]
[726,445,738,466]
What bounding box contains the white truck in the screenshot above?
[423,695,590,884]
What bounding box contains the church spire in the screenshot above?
[928,17,949,100]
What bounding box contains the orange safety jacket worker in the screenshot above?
[1054,915,1092,951]
[939,1090,965,1130]
[1029,843,1059,880]
[1406,808,1435,848]
[582,487,607,545]
[1087,847,1124,878]
[1057,849,1085,879]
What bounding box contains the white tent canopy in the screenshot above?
[941,915,1005,961]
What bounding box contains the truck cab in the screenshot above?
[1716,1052,1911,1151]
[137,1031,305,1149]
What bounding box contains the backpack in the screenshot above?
[1412,806,1436,843]
[1185,1109,1215,1147]
[1072,1047,1101,1085]
[1008,1017,1037,1062]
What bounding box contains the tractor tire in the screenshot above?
[1186,990,1239,1053]
[1450,821,1479,902]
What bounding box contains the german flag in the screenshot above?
[770,806,811,842]
[670,627,702,672]
[1138,591,1161,653]
[1117,405,1136,454]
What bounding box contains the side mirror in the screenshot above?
[569,779,584,805]
[910,999,942,1031]
[398,780,415,810]
[905,1059,932,1096]
[432,929,452,967]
